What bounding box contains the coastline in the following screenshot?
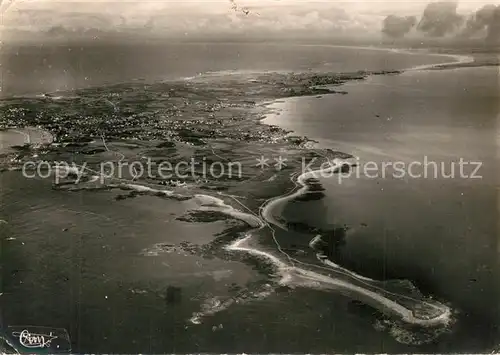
[223,48,482,330]
[247,47,499,347]
[232,157,453,327]
[0,46,481,350]
[0,43,480,101]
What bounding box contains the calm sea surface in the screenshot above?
[1,42,451,97]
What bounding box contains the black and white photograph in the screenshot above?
[0,0,499,353]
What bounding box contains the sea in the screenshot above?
[1,42,499,353]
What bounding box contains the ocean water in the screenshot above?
[0,42,452,97]
[264,64,500,350]
[1,43,498,353]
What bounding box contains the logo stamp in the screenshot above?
[6,326,71,354]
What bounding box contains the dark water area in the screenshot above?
[264,65,500,349]
[0,42,452,97]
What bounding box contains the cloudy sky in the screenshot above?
[0,0,497,38]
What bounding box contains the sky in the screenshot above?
[0,0,498,38]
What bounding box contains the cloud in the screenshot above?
[1,0,496,40]
[417,1,464,37]
[382,15,417,38]
[380,1,500,43]
[462,4,500,43]
[486,6,500,43]
[0,0,386,38]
